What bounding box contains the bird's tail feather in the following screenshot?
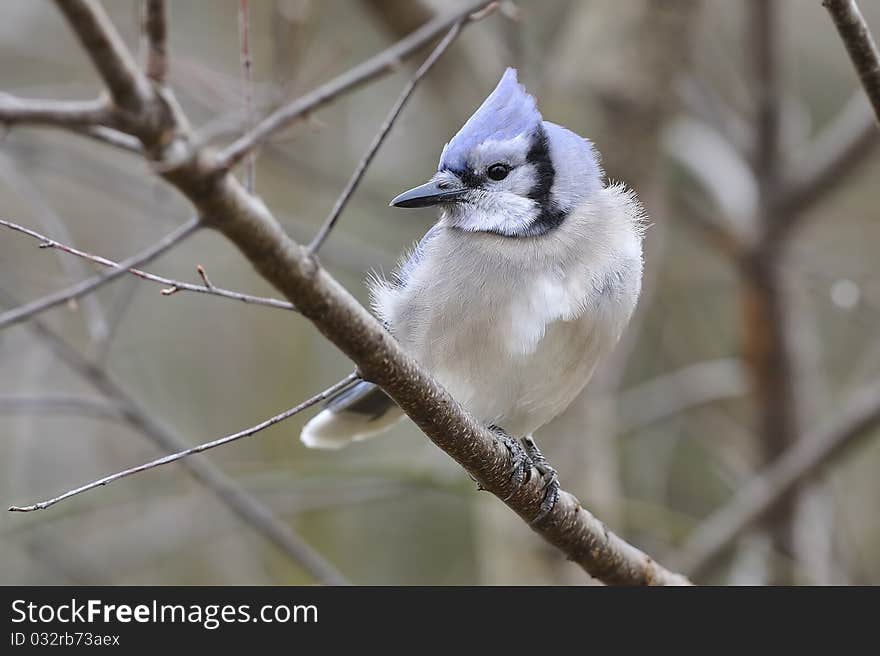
[300,380,403,449]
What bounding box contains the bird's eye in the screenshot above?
[486,163,510,181]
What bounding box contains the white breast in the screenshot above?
[371,184,644,437]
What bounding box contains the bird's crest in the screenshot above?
[438,68,542,172]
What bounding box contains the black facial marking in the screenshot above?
[449,166,483,188]
[524,124,566,235]
[442,124,567,238]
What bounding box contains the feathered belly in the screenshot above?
[407,311,606,437]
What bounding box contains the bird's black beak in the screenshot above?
[389,179,468,208]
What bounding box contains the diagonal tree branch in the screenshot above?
[676,381,880,578]
[0,219,296,328]
[217,0,495,170]
[824,0,880,122]
[308,19,468,253]
[53,0,155,114]
[0,291,348,585]
[0,217,201,331]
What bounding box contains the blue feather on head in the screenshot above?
[438,68,542,172]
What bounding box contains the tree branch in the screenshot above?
[143,0,169,85]
[217,0,494,170]
[0,94,111,127]
[53,0,154,114]
[823,0,880,123]
[70,124,144,153]
[774,92,879,224]
[1,292,348,586]
[677,382,880,578]
[308,19,467,253]
[10,373,359,512]
[0,217,201,331]
[0,217,294,312]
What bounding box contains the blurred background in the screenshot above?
[1,0,879,585]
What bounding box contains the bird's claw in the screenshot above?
[522,436,560,524]
[490,426,532,497]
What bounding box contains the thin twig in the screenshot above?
[308,20,465,254]
[0,217,201,331]
[238,0,256,191]
[823,0,880,123]
[677,382,880,578]
[0,153,109,342]
[70,124,144,153]
[53,0,154,114]
[10,373,359,513]
[0,218,296,331]
[217,0,494,170]
[143,0,168,84]
[0,290,348,585]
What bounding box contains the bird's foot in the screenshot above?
[489,425,532,496]
[521,435,560,524]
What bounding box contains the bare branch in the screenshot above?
[0,293,348,586]
[10,373,359,513]
[53,0,154,114]
[0,94,141,151]
[677,382,880,578]
[70,124,144,153]
[0,217,200,331]
[0,395,122,422]
[238,0,256,191]
[0,94,111,127]
[308,20,466,254]
[824,0,880,123]
[775,92,879,224]
[217,0,494,170]
[0,219,296,331]
[143,0,169,84]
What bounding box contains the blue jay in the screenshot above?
[301,68,645,519]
